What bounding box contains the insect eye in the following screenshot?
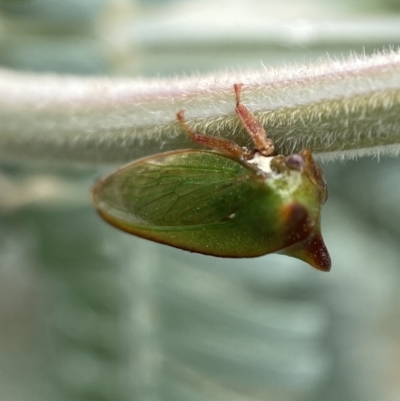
[285,154,305,171]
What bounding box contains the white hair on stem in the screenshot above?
[0,49,400,165]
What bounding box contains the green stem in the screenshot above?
[0,50,400,165]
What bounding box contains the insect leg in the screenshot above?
[234,83,275,156]
[176,110,250,159]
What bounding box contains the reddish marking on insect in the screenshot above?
[280,203,311,235]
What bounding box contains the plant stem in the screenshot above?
[1,50,400,165]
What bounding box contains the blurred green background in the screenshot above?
[1,1,400,400]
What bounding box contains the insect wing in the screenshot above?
[92,150,259,232]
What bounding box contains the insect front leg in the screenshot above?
[176,110,251,159]
[234,83,275,157]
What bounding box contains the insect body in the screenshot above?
[92,84,331,271]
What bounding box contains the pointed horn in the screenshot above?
[282,228,331,272]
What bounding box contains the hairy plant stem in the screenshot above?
[1,50,400,165]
